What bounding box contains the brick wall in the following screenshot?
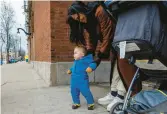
[51,1,74,62]
[33,1,51,62]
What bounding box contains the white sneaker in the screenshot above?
[107,97,124,111]
[98,93,115,105]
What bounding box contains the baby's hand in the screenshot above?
[86,67,93,73]
[67,70,71,74]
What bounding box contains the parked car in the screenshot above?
[3,60,7,64]
[0,60,3,65]
[9,59,16,63]
[0,60,7,65]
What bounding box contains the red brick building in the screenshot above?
[27,1,110,86]
[28,1,74,62]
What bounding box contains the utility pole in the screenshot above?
[1,44,3,64]
[20,36,21,57]
[15,39,18,59]
[0,29,2,63]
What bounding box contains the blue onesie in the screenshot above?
[69,54,97,105]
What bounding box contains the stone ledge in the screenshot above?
[31,61,111,86]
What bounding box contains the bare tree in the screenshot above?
[0,1,15,63]
[0,28,5,64]
[10,35,20,59]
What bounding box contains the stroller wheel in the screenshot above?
[109,102,127,114]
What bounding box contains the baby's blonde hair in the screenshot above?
[75,46,87,55]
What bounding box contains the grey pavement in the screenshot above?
[1,62,110,114]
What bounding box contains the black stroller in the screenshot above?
[102,1,167,114]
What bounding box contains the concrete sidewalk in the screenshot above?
[1,62,110,114]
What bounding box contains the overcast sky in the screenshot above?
[0,0,27,53]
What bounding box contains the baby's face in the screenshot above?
[74,48,84,60]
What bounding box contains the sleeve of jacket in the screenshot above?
[69,63,74,72]
[95,5,115,56]
[88,62,97,71]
